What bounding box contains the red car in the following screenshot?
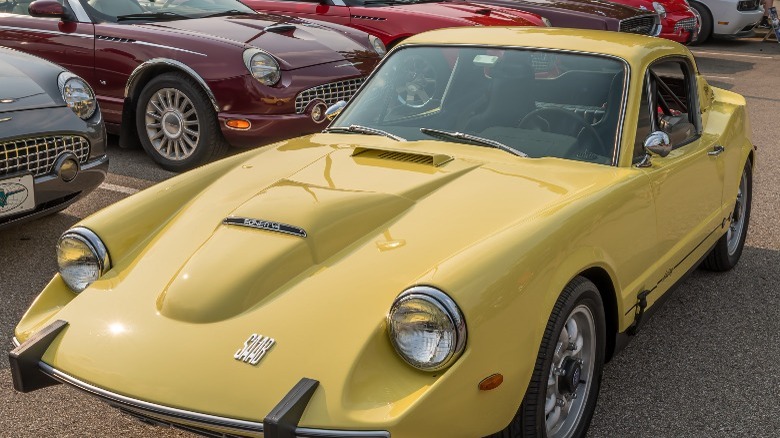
[242,0,548,48]
[610,0,699,43]
[0,0,383,171]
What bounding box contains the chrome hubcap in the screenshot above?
[546,305,596,437]
[726,170,748,255]
[145,88,200,161]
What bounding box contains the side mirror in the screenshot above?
[29,0,66,18]
[637,131,671,168]
[325,100,347,121]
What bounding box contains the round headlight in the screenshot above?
[57,227,110,293]
[652,1,667,18]
[57,72,96,120]
[387,286,466,371]
[368,35,386,57]
[243,49,281,86]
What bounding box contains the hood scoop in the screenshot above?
[157,181,414,323]
[352,146,453,167]
[264,23,296,33]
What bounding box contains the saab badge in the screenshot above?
[234,333,275,366]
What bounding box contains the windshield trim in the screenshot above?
[327,43,631,167]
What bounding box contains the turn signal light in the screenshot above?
[226,119,251,130]
[478,373,504,391]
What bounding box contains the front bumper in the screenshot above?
[9,323,389,438]
[218,112,327,149]
[0,106,108,229]
[707,0,762,36]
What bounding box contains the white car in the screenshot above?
[689,0,763,42]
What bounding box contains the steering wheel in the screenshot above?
[394,54,438,108]
[519,107,608,157]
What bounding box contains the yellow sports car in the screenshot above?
[10,28,754,438]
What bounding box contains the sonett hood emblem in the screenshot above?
[234,333,276,366]
[223,217,307,238]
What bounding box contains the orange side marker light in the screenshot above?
[478,373,504,391]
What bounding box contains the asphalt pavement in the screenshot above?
[1,35,779,437]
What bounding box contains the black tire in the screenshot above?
[702,159,752,271]
[689,1,712,45]
[135,72,227,172]
[490,277,605,438]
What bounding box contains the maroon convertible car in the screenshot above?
[0,0,383,170]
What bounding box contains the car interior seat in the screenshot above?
[464,51,536,134]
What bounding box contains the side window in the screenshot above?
[633,58,700,161]
[3,0,63,15]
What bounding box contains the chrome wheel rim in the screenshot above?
[545,305,596,438]
[145,88,200,161]
[726,169,748,255]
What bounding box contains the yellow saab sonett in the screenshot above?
[10,28,754,438]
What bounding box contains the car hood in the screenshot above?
[0,52,59,113]
[44,134,620,421]
[378,1,540,25]
[141,15,374,70]
[481,0,646,20]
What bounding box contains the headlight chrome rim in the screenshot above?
[387,286,467,372]
[57,72,97,120]
[652,1,667,18]
[368,35,386,57]
[57,226,110,293]
[243,48,281,86]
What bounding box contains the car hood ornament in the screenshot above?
[223,217,307,238]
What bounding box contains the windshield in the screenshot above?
[332,46,626,165]
[78,0,254,22]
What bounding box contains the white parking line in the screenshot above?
[690,50,774,60]
[99,183,140,195]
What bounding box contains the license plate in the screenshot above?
[0,174,35,219]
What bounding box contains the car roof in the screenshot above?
[399,27,693,66]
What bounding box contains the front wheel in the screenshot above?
[702,159,752,271]
[491,276,605,438]
[689,1,712,45]
[136,72,227,172]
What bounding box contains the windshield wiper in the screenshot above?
[324,125,406,141]
[116,11,190,21]
[419,128,527,157]
[201,9,254,18]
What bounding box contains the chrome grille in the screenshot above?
[295,78,364,114]
[619,15,658,35]
[674,17,697,32]
[0,135,90,178]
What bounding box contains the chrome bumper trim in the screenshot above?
[38,362,389,438]
[11,336,20,348]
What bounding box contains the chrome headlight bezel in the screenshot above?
[387,286,467,372]
[368,34,386,57]
[57,226,111,293]
[652,1,667,18]
[243,48,281,86]
[57,72,97,120]
[542,17,553,27]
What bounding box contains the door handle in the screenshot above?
[708,145,725,156]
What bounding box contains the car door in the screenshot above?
[0,0,94,82]
[244,0,351,26]
[634,57,724,288]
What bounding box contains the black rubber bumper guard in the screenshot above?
[9,320,388,438]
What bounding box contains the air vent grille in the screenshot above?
[350,15,386,21]
[96,35,134,43]
[352,147,452,167]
